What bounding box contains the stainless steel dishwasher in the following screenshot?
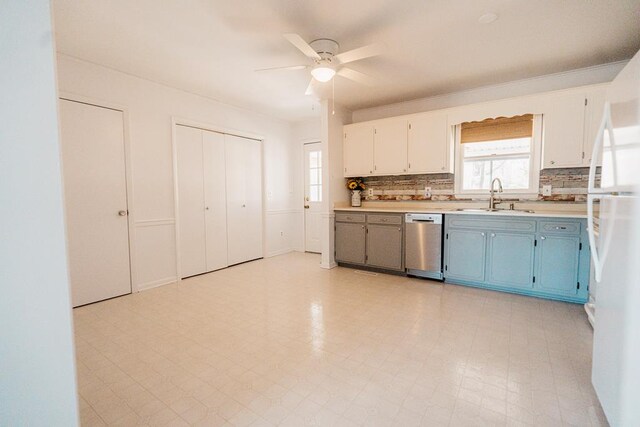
[404,213,443,280]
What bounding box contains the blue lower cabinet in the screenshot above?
[445,229,486,282]
[444,215,589,303]
[487,232,535,289]
[535,234,581,297]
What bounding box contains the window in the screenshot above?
[455,114,541,195]
[307,150,322,202]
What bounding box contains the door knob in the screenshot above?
[304,205,310,209]
[118,210,127,216]
[242,204,246,208]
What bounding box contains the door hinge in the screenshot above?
[408,123,412,130]
[344,132,347,138]
[533,276,536,283]
[577,282,580,289]
[365,255,368,261]
[585,98,588,106]
[446,233,448,239]
[579,242,582,250]
[374,129,377,134]
[534,239,537,247]
[445,265,448,271]
[581,151,585,159]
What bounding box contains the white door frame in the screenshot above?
[302,140,322,253]
[58,92,138,293]
[170,116,265,282]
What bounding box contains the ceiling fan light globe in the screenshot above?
[311,66,336,82]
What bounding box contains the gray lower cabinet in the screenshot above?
[335,212,404,271]
[367,224,403,270]
[335,222,366,264]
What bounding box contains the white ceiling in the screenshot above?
[53,0,640,122]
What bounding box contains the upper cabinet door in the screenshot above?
[583,86,607,167]
[407,112,451,174]
[542,91,586,169]
[343,123,374,177]
[373,119,408,175]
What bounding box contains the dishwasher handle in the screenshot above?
[405,213,443,224]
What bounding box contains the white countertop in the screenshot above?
[334,206,587,219]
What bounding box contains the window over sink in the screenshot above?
[455,114,542,197]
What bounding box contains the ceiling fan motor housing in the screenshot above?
[309,39,340,63]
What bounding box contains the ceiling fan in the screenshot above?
[256,34,381,95]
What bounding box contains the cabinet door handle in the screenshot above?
[541,236,546,240]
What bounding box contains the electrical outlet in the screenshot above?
[542,185,552,196]
[424,186,432,198]
[368,188,373,197]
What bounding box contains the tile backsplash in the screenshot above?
[358,167,599,203]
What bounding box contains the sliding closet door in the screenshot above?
[176,125,207,277]
[225,135,263,265]
[202,130,228,271]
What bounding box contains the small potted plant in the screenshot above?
[346,178,365,207]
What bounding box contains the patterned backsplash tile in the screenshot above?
[357,167,599,203]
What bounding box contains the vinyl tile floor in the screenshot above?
[74,252,607,426]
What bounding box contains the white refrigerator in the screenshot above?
[588,49,640,426]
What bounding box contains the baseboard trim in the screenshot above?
[136,276,177,292]
[266,248,294,257]
[320,261,337,270]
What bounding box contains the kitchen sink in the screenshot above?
[455,208,535,214]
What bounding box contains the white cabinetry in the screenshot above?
[373,119,408,175]
[407,111,452,174]
[584,86,607,167]
[343,122,374,177]
[542,91,586,169]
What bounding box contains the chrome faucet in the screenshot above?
[489,177,503,210]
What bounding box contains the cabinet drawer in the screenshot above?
[539,220,581,235]
[447,216,536,233]
[367,214,402,225]
[335,212,366,223]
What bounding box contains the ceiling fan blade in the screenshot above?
[284,33,321,60]
[254,65,308,72]
[337,68,376,86]
[334,43,382,64]
[304,78,315,96]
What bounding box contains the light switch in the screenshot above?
[368,188,373,196]
[542,185,552,196]
[424,187,432,198]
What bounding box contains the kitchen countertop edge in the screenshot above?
[334,206,587,219]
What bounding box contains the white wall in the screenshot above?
[56,55,301,290]
[0,2,79,425]
[352,61,626,122]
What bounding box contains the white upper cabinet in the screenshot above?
[373,119,408,175]
[343,122,374,177]
[407,111,451,174]
[542,91,587,169]
[583,85,607,167]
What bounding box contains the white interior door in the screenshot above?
[304,143,322,253]
[202,130,228,271]
[176,125,207,278]
[225,135,263,265]
[59,99,131,307]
